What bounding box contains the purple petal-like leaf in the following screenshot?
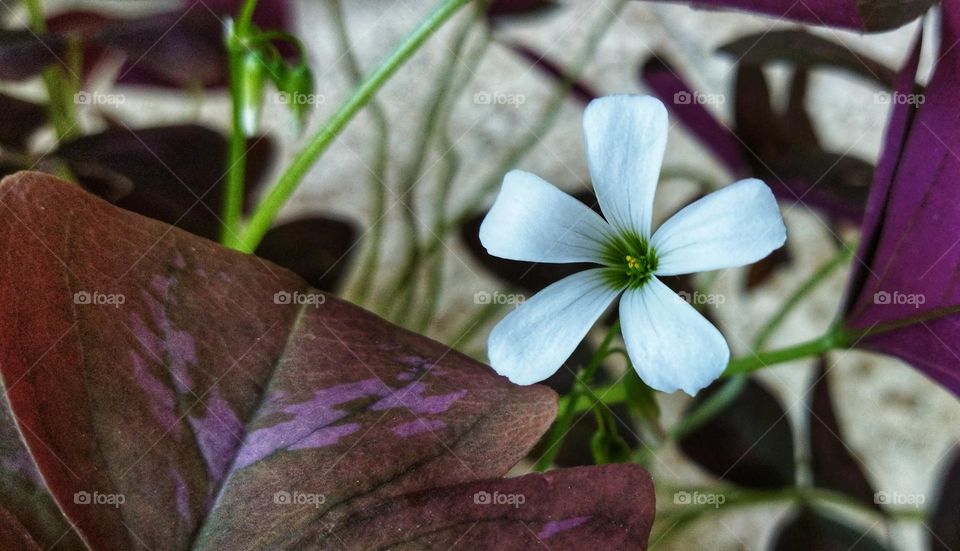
[637,0,933,32]
[0,172,655,549]
[842,11,960,396]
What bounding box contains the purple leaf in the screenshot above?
[0,171,655,549]
[842,10,960,396]
[0,29,66,81]
[679,378,795,489]
[487,0,558,21]
[636,0,933,32]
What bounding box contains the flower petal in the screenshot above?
[652,178,786,276]
[479,170,613,264]
[583,95,668,237]
[487,268,621,385]
[620,278,729,395]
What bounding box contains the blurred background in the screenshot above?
[2,1,959,549]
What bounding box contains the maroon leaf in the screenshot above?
[0,171,655,549]
[842,11,960,396]
[0,394,84,550]
[0,92,46,151]
[808,363,880,511]
[0,29,66,81]
[679,378,795,489]
[745,245,792,289]
[331,465,654,548]
[772,507,888,550]
[929,447,960,551]
[487,0,558,20]
[254,216,358,292]
[636,0,933,32]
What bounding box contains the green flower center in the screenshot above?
[601,231,658,290]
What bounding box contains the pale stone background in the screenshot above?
[7,1,960,549]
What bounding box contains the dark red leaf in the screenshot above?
[332,465,655,549]
[636,0,933,32]
[772,507,888,550]
[929,447,960,551]
[255,216,358,292]
[0,92,46,150]
[679,378,795,489]
[0,171,655,549]
[487,0,558,20]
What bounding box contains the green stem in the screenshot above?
[24,0,77,142]
[753,245,853,350]
[221,0,261,243]
[230,0,472,252]
[723,328,847,377]
[328,0,392,305]
[534,320,621,471]
[383,9,479,321]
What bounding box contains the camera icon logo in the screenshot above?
[473,490,491,505]
[74,291,92,304]
[274,291,292,304]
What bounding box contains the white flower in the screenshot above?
[479,95,786,395]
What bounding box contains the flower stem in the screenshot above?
[221,0,260,243]
[24,0,78,143]
[753,244,853,350]
[228,0,473,252]
[534,321,621,472]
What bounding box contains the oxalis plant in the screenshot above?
[1,0,959,549]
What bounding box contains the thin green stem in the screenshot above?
[328,0,392,305]
[383,9,479,321]
[230,0,473,252]
[24,0,78,142]
[400,0,625,280]
[534,320,621,471]
[221,0,261,243]
[754,245,853,350]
